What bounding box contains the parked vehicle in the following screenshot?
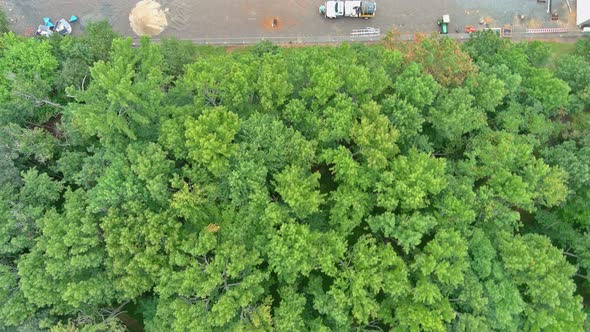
[54,19,72,36]
[321,0,376,19]
[35,25,53,37]
[437,14,450,34]
[35,16,77,37]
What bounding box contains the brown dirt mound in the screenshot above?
[129,0,168,36]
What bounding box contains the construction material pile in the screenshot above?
[129,0,168,36]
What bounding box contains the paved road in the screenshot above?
[3,0,572,40]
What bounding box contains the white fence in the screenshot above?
[350,27,381,36]
[526,27,568,34]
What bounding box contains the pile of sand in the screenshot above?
[129,0,168,36]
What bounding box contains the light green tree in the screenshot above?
[185,106,240,177]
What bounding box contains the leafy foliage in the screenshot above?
[0,30,588,331]
[402,33,477,87]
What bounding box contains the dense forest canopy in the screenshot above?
[1,21,590,331]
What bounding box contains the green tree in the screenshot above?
[555,55,590,93]
[17,189,117,314]
[381,95,425,146]
[274,165,323,219]
[428,87,487,146]
[498,233,586,330]
[517,41,550,67]
[310,236,409,328]
[0,27,588,331]
[522,67,570,113]
[375,148,447,211]
[466,69,507,113]
[466,130,567,211]
[0,33,59,124]
[54,21,120,93]
[393,62,440,109]
[160,37,199,77]
[185,106,240,177]
[350,102,400,170]
[65,37,167,145]
[574,36,590,61]
[256,53,292,112]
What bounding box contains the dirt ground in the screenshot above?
[0,0,579,39]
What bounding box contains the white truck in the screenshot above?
[320,0,376,19]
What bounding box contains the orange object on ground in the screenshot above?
[464,25,477,33]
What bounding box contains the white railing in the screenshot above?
[351,27,380,36]
[526,27,568,34]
